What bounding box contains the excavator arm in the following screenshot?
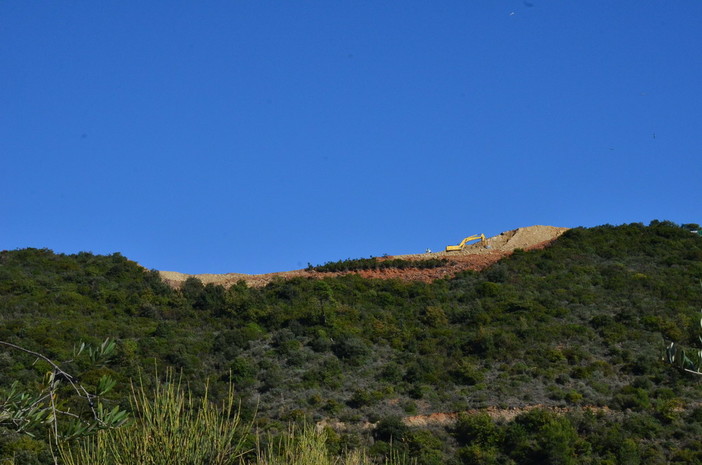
[445,234,486,252]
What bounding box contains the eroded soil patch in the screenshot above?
[159,225,568,288]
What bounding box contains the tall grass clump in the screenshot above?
[257,426,415,465]
[60,371,250,465]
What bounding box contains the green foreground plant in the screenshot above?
[257,426,414,465]
[60,371,414,465]
[663,281,702,375]
[0,339,128,442]
[59,370,249,465]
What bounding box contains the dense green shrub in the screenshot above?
[373,416,409,442]
[309,257,448,273]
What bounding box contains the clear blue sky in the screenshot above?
[1,1,701,274]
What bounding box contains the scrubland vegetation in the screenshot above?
[308,257,448,273]
[2,221,702,464]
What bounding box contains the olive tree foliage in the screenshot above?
[663,282,702,375]
[663,319,702,375]
[0,339,129,443]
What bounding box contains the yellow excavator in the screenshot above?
[445,234,487,252]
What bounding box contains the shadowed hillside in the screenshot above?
[2,221,702,464]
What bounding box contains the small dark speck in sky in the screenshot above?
[80,133,87,139]
[523,1,535,7]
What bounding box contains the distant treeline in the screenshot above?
[308,257,449,272]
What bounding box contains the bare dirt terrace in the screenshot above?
[316,405,613,432]
[159,225,569,289]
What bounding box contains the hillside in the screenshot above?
[2,221,702,464]
[159,225,569,288]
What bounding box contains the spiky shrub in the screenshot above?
[256,425,414,465]
[59,371,249,465]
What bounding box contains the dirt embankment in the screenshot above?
[159,225,568,289]
[402,404,612,427]
[316,405,612,432]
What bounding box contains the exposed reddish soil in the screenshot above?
[159,225,568,289]
[402,405,612,427]
[316,405,613,432]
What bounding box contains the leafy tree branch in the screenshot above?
[0,339,129,446]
